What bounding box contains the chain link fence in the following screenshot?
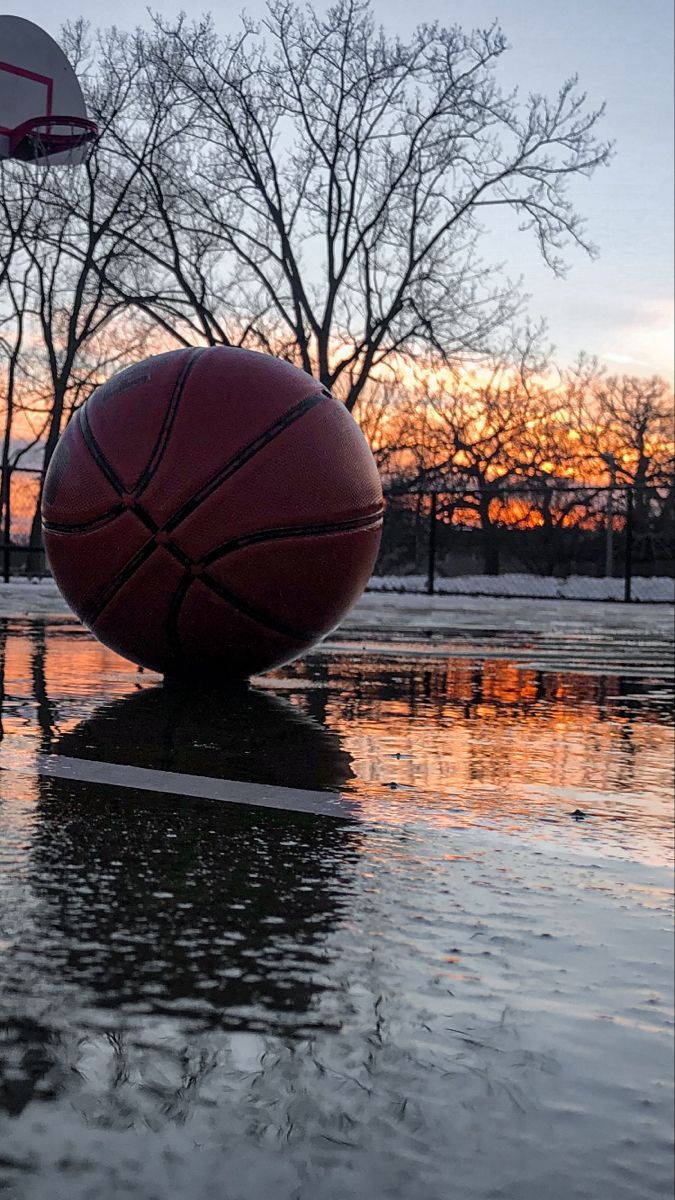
[372,482,674,602]
[2,468,673,602]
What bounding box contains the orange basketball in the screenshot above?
[42,348,383,678]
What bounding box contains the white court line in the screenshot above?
[5,754,358,820]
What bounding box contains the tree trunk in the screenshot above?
[27,386,67,577]
[1,469,11,583]
[1,323,22,582]
[541,491,556,576]
[632,460,650,544]
[479,493,500,575]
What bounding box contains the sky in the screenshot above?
[11,0,675,381]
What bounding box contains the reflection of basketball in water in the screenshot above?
[42,348,384,677]
[25,684,358,1025]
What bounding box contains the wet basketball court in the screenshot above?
[0,605,673,1199]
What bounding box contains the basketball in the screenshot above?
[42,347,384,677]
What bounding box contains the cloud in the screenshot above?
[601,352,649,366]
[605,297,674,381]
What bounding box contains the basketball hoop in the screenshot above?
[0,17,97,167]
[9,115,98,163]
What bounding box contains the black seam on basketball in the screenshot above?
[86,539,158,626]
[55,412,158,536]
[166,575,193,667]
[43,502,156,537]
[164,540,192,569]
[165,390,329,533]
[134,348,206,497]
[78,406,125,496]
[199,509,385,567]
[197,571,312,642]
[42,505,126,535]
[131,503,159,533]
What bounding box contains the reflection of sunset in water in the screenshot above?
[0,619,671,862]
[278,655,673,852]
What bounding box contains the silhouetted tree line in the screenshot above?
[367,346,674,575]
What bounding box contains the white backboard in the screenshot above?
[0,14,91,162]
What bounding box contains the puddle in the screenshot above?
[0,620,672,1200]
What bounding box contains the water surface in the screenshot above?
[0,618,672,1199]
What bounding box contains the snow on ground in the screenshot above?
[0,578,68,616]
[369,572,674,603]
[0,575,672,641]
[343,589,675,638]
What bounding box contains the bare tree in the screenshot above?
[572,369,674,490]
[567,360,675,568]
[0,260,38,578]
[0,23,169,569]
[19,211,141,566]
[0,19,222,574]
[418,332,551,572]
[0,177,49,576]
[507,381,596,576]
[99,0,611,410]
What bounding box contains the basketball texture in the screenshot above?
[42,347,384,677]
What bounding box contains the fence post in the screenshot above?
[623,485,634,603]
[605,471,615,577]
[427,491,437,596]
[1,467,9,583]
